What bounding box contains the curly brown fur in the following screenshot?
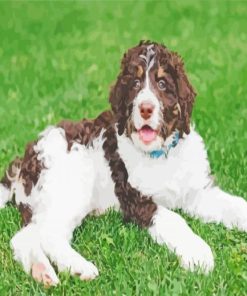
[1,157,22,189]
[19,141,44,196]
[58,110,115,151]
[18,202,32,226]
[103,125,157,227]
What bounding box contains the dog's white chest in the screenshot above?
[117,136,188,208]
[129,158,181,192]
[116,130,212,209]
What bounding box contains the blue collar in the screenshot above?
[149,131,180,159]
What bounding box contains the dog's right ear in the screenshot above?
[109,45,144,135]
[109,74,130,136]
[109,51,129,113]
[109,77,122,115]
[109,51,132,135]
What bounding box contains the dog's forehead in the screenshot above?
[138,44,155,62]
[127,44,168,72]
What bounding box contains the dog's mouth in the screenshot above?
[137,125,158,144]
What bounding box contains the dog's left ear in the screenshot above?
[171,52,196,135]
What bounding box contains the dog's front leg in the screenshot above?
[148,206,214,273]
[183,186,247,232]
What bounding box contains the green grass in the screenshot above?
[0,1,247,295]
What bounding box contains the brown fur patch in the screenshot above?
[58,119,94,150]
[1,157,22,189]
[103,126,157,228]
[1,158,33,226]
[19,141,44,196]
[58,110,115,151]
[18,202,32,226]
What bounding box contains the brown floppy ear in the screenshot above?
[171,53,196,135]
[109,74,131,136]
[109,51,133,135]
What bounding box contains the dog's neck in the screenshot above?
[117,127,180,159]
[149,130,180,159]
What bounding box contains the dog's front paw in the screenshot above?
[230,197,247,232]
[177,235,214,274]
[69,257,99,281]
[78,260,99,281]
[225,197,247,232]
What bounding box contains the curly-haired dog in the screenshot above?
[1,41,247,286]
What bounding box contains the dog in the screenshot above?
[0,41,246,286]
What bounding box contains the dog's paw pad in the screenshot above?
[31,263,59,287]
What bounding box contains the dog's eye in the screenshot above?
[134,79,141,89]
[158,80,166,90]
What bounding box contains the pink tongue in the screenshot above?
[139,127,157,143]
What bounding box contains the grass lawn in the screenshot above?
[0,1,247,295]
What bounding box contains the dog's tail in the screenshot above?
[0,157,22,208]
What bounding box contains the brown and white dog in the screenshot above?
[1,41,247,286]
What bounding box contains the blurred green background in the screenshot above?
[0,1,246,295]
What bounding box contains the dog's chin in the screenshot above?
[130,131,164,153]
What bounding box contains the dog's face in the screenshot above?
[110,41,196,152]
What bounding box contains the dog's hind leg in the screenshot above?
[9,127,99,284]
[11,208,99,285]
[10,223,59,286]
[39,228,99,281]
[31,136,99,281]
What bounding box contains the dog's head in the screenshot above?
[109,41,196,152]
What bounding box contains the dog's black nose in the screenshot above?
[139,102,154,120]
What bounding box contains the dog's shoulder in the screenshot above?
[57,110,115,150]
